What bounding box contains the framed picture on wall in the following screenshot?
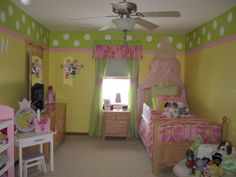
[104,99,111,110]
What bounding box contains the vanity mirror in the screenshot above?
[14,99,36,132]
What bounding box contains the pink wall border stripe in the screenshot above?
[186,35,236,54]
[49,48,92,53]
[0,26,26,40]
[0,26,48,48]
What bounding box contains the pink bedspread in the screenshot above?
[138,114,222,157]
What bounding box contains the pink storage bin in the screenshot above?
[35,119,50,133]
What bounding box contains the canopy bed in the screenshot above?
[137,38,228,174]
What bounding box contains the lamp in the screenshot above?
[112,18,137,31]
[115,93,121,104]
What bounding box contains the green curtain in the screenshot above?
[127,59,139,138]
[89,58,108,136]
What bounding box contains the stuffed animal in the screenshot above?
[193,158,210,176]
[204,163,224,177]
[217,140,233,157]
[177,102,190,118]
[186,149,195,169]
[212,152,223,166]
[197,140,234,161]
[161,101,179,118]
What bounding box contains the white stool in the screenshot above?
[22,153,47,177]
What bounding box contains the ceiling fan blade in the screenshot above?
[99,22,115,31]
[137,11,181,17]
[110,2,128,13]
[70,15,118,21]
[135,17,159,31]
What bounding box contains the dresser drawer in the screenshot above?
[103,110,130,139]
[104,129,128,136]
[105,120,128,129]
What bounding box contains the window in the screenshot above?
[102,78,130,105]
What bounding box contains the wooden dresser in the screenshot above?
[16,103,66,162]
[103,110,129,139]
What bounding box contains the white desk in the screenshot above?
[15,131,55,177]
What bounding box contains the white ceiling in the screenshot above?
[11,0,236,33]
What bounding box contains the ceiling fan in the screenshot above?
[19,0,31,6]
[71,0,181,32]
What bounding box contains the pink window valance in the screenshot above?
[93,44,143,59]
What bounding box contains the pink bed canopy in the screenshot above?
[137,38,183,116]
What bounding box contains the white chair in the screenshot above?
[22,153,47,177]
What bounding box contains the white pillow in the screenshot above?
[141,103,151,125]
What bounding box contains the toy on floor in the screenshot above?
[183,138,233,177]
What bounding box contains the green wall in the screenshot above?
[185,6,236,145]
[1,0,236,139]
[0,32,28,109]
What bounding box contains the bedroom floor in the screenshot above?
[21,135,177,177]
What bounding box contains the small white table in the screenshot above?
[15,131,55,177]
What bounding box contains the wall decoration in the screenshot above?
[31,55,43,85]
[61,59,84,79]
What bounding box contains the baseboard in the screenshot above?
[66,132,89,135]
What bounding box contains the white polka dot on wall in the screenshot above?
[168,36,173,43]
[63,33,70,40]
[157,42,161,49]
[202,26,206,35]
[73,40,80,47]
[27,27,31,35]
[105,34,111,40]
[176,43,182,50]
[0,12,6,23]
[8,5,13,16]
[197,37,201,45]
[193,32,196,39]
[220,26,225,36]
[32,21,35,29]
[22,14,26,24]
[16,20,20,30]
[126,35,132,41]
[227,12,233,23]
[146,35,153,42]
[84,34,91,40]
[213,20,217,29]
[52,40,59,46]
[207,32,211,41]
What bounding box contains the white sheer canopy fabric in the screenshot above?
[137,38,183,117]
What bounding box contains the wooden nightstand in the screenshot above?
[103,110,130,140]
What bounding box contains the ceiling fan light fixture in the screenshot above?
[112,18,137,31]
[20,0,31,6]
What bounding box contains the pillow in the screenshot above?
[141,103,151,125]
[150,86,180,110]
[173,159,192,177]
[150,86,180,96]
[156,94,189,115]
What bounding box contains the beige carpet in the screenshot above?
[24,135,176,177]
